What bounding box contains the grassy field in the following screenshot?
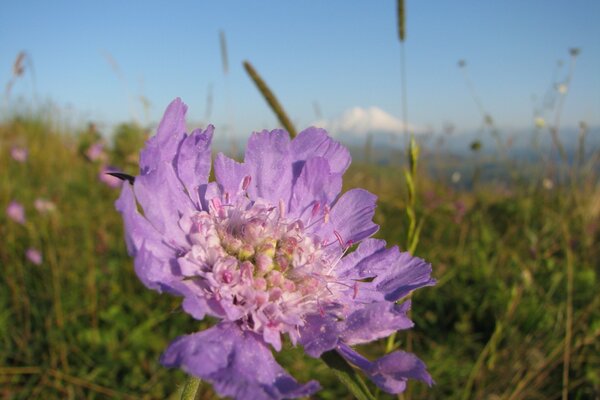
[1,116,599,399]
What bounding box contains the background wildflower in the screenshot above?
[6,201,26,225]
[26,248,43,265]
[11,146,28,162]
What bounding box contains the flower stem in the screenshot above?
[179,376,201,400]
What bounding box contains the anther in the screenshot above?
[242,175,251,191]
[334,230,345,248]
[323,205,330,223]
[311,202,320,217]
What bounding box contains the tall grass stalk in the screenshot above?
[243,61,297,137]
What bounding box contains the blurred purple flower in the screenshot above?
[34,198,56,214]
[116,99,435,399]
[99,166,123,188]
[6,201,26,225]
[11,146,28,162]
[26,248,42,265]
[86,141,107,162]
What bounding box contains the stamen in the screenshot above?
[334,230,345,248]
[279,199,286,219]
[311,202,320,217]
[323,204,330,223]
[242,175,251,191]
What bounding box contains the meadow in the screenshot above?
[1,110,598,399]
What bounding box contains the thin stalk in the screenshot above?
[243,61,297,138]
[561,222,573,400]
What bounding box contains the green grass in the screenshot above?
[1,117,598,399]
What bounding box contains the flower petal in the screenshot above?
[291,127,351,175]
[341,301,413,345]
[374,252,436,302]
[244,129,293,205]
[115,183,183,293]
[140,98,188,174]
[133,160,192,245]
[175,126,214,208]
[315,189,379,250]
[298,314,340,358]
[337,343,433,394]
[289,156,342,219]
[335,239,435,303]
[161,323,320,400]
[214,153,250,197]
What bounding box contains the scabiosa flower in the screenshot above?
[10,146,28,162]
[6,201,26,225]
[26,248,42,265]
[86,141,107,162]
[116,99,435,399]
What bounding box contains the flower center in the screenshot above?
[180,190,345,345]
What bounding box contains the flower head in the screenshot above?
[6,201,26,225]
[11,146,28,162]
[116,99,435,399]
[26,248,42,265]
[86,141,108,162]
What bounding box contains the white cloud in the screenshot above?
[313,106,428,137]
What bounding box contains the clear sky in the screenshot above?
[1,0,598,138]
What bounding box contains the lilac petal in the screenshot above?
[140,98,187,174]
[315,189,379,250]
[336,239,435,303]
[133,161,192,245]
[298,314,340,358]
[198,182,223,212]
[337,343,433,394]
[168,280,215,320]
[175,126,214,208]
[244,130,293,205]
[161,323,320,400]
[374,252,436,302]
[292,127,351,175]
[336,238,389,279]
[214,153,250,197]
[134,242,182,294]
[115,183,179,292]
[341,301,413,345]
[289,157,342,219]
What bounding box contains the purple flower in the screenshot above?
[11,146,28,162]
[86,141,107,162]
[99,166,123,188]
[116,99,435,399]
[26,248,42,265]
[6,201,26,225]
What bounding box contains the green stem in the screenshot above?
[180,376,201,400]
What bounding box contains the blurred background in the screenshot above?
[1,1,599,399]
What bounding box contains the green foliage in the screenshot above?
[111,122,147,172]
[1,118,598,399]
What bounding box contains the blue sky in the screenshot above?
[1,0,598,138]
